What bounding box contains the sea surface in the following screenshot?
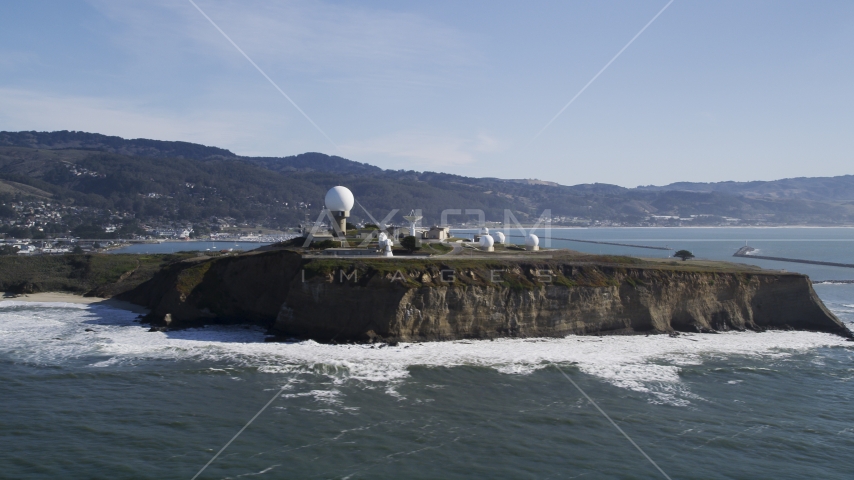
[2,228,854,479]
[457,226,854,281]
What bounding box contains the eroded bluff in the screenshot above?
[120,250,852,342]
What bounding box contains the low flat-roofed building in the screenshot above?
[305,232,334,241]
[423,226,450,240]
[357,228,379,239]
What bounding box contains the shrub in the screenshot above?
[673,250,695,261]
[401,236,420,252]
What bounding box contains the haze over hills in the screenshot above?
[1,131,853,238]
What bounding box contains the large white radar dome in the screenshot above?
[525,233,539,247]
[495,231,506,244]
[479,234,494,249]
[325,186,354,212]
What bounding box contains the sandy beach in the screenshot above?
[1,292,149,314]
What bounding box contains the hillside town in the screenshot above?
[0,198,294,255]
[1,194,768,257]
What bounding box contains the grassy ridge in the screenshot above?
[0,248,772,298]
[0,253,194,295]
[295,251,768,291]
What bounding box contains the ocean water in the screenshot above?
[460,226,854,281]
[2,228,854,479]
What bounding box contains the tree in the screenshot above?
[190,224,210,239]
[673,249,694,261]
[0,245,19,255]
[7,227,31,239]
[71,245,84,254]
[72,224,113,239]
[309,239,337,250]
[0,204,15,218]
[118,222,147,238]
[401,235,420,252]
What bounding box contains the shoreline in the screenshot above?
[1,292,149,314]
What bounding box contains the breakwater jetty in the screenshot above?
[734,246,854,269]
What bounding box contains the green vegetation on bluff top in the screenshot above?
[0,253,195,296]
[0,246,772,300]
[293,249,769,291]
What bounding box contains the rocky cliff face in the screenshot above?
[118,250,302,327]
[277,265,850,342]
[121,250,852,341]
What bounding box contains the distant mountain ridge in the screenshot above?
[5,130,852,202]
[246,152,384,176]
[0,130,236,160]
[638,176,854,203]
[0,131,384,176]
[1,130,853,227]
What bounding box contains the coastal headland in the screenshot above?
[113,247,854,342]
[3,248,850,342]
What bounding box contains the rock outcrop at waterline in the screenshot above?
[118,250,852,341]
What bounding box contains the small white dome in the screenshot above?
[495,231,506,244]
[525,233,539,247]
[479,234,495,249]
[480,226,489,235]
[325,186,354,212]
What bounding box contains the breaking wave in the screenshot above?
[0,300,850,407]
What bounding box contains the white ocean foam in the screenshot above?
[1,302,851,407]
[282,389,343,407]
[0,301,91,310]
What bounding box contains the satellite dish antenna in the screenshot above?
[525,233,540,251]
[479,234,495,251]
[402,210,423,238]
[377,231,393,257]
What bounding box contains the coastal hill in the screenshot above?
[638,176,854,203]
[2,130,854,230]
[116,248,852,342]
[0,130,235,160]
[3,248,848,341]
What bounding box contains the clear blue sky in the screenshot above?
[1,0,852,186]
